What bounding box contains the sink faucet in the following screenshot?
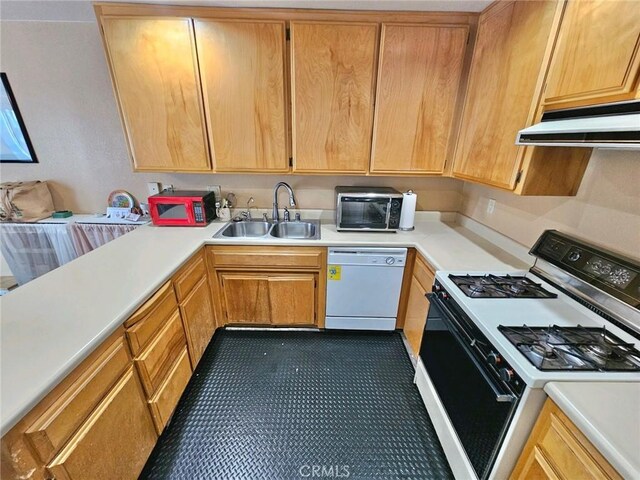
[272,182,296,221]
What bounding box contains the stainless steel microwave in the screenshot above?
[335,186,404,231]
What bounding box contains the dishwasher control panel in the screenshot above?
[327,248,407,266]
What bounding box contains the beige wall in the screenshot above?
[460,149,640,259]
[0,20,463,213]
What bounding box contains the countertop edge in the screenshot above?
[544,382,639,479]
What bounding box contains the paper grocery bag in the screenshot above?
[0,181,55,222]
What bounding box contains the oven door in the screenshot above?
[419,295,520,480]
[337,196,390,230]
[149,199,196,226]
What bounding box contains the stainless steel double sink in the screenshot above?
[213,219,321,240]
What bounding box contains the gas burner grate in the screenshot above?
[499,325,640,371]
[449,274,558,299]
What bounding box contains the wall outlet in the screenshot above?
[162,184,174,192]
[487,198,496,215]
[147,182,160,196]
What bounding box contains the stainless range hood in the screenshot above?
[516,100,640,149]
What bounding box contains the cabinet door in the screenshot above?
[291,22,378,173]
[511,399,622,480]
[371,24,468,174]
[452,1,560,189]
[25,337,130,464]
[268,275,316,325]
[403,277,431,356]
[195,20,289,172]
[219,273,271,324]
[180,275,216,368]
[544,0,640,109]
[101,17,210,172]
[47,367,157,480]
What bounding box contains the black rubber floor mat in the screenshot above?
[140,329,453,480]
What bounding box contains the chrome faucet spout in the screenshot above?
[272,182,297,221]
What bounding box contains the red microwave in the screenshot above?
[148,190,217,226]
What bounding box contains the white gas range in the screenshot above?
[414,230,640,480]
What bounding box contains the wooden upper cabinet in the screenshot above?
[290,22,378,173]
[100,17,210,172]
[452,1,565,190]
[194,20,289,172]
[543,0,640,110]
[371,24,468,175]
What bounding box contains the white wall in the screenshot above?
[460,149,640,258]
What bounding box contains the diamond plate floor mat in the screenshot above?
[140,329,453,480]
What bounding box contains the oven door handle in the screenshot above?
[428,293,516,404]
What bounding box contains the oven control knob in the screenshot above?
[385,257,396,265]
[567,250,581,262]
[487,352,502,366]
[499,368,515,383]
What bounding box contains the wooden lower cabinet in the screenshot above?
[47,367,157,480]
[173,249,218,368]
[134,310,188,398]
[148,348,192,433]
[207,246,326,327]
[268,275,316,325]
[401,253,436,355]
[218,272,317,325]
[179,275,217,368]
[0,330,158,480]
[511,399,621,480]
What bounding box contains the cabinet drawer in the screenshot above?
[148,348,192,434]
[24,336,130,463]
[135,310,187,397]
[47,366,157,480]
[208,246,323,269]
[125,282,178,356]
[173,251,206,302]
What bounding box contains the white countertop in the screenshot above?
[0,212,530,434]
[545,382,640,479]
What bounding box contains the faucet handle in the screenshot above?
[263,213,269,222]
[283,207,290,222]
[295,212,301,222]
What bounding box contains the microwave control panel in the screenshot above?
[388,198,403,229]
[193,202,204,224]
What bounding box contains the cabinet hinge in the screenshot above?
[515,170,523,184]
[289,157,293,167]
[286,27,290,41]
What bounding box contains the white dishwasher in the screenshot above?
[325,247,407,330]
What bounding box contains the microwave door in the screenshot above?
[156,203,190,221]
[340,197,389,229]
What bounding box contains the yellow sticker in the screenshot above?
[328,265,341,281]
